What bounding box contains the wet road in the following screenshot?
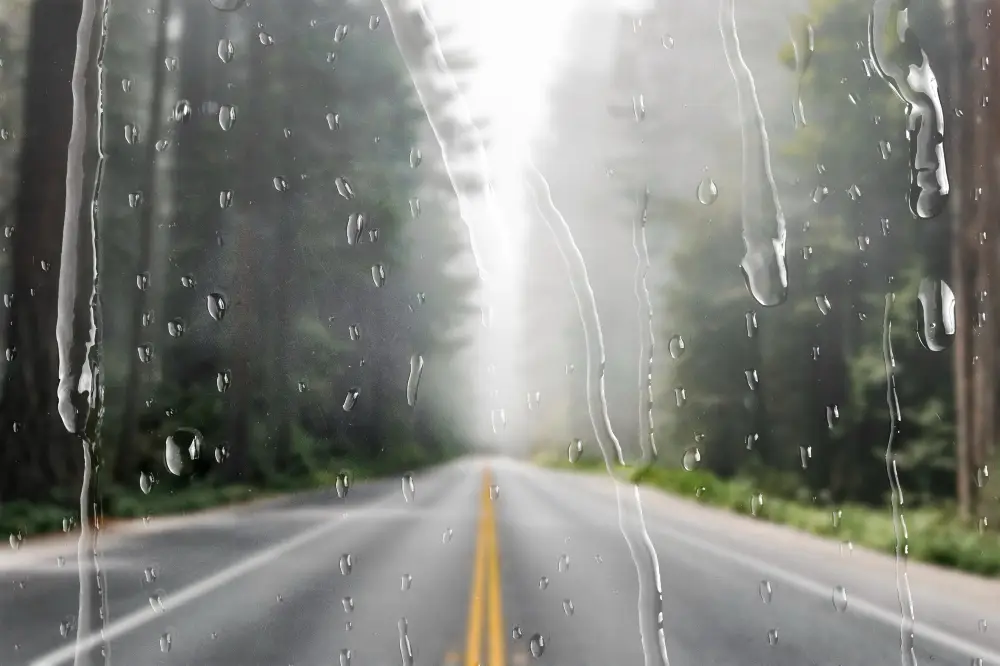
[1,457,998,666]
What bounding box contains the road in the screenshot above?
[0,457,997,666]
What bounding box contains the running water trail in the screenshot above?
[632,187,657,465]
[868,0,949,219]
[58,0,110,663]
[881,294,917,666]
[379,4,669,665]
[718,0,788,307]
[527,162,669,666]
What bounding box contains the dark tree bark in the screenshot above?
[0,0,84,503]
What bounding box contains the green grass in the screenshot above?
[543,455,1000,577]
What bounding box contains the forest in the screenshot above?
[0,0,482,535]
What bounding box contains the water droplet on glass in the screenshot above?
[406,354,424,407]
[976,465,990,488]
[273,176,288,192]
[128,191,143,208]
[335,176,355,199]
[916,278,956,351]
[218,104,236,131]
[668,334,685,359]
[335,471,351,498]
[832,585,848,612]
[539,576,549,590]
[137,344,153,364]
[751,493,764,516]
[219,189,233,209]
[216,369,232,393]
[164,427,204,476]
[346,213,365,246]
[402,473,415,502]
[124,123,140,145]
[9,532,22,550]
[696,175,718,205]
[811,185,829,203]
[209,0,245,10]
[338,553,353,576]
[759,579,772,603]
[401,573,412,591]
[203,292,228,322]
[816,294,832,315]
[369,15,380,30]
[140,471,155,495]
[343,388,360,412]
[218,39,234,63]
[155,139,170,152]
[674,386,687,407]
[258,31,273,45]
[409,147,422,169]
[442,528,453,544]
[59,616,75,638]
[562,599,575,616]
[979,619,988,633]
[214,446,228,463]
[567,439,583,464]
[745,368,759,391]
[326,112,340,130]
[160,632,172,653]
[826,404,840,429]
[512,625,523,640]
[167,318,185,338]
[662,34,675,49]
[529,633,545,658]
[682,447,701,471]
[122,78,132,92]
[557,553,570,572]
[371,263,386,288]
[348,324,361,341]
[164,56,178,71]
[767,628,778,646]
[149,591,165,613]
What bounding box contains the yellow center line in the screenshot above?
[464,469,505,666]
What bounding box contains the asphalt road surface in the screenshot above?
[1,457,998,666]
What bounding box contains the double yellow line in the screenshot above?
[464,469,505,666]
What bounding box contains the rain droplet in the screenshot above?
[219,190,233,209]
[979,619,988,633]
[401,573,412,591]
[335,471,351,498]
[59,616,75,638]
[674,386,687,407]
[529,633,545,658]
[879,139,892,160]
[209,0,245,10]
[767,628,778,646]
[164,427,204,476]
[124,123,140,145]
[9,532,22,550]
[406,354,423,407]
[128,191,144,208]
[368,15,380,30]
[916,278,956,351]
[343,388,360,412]
[139,471,155,495]
[155,139,170,152]
[668,334,685,359]
[137,344,153,364]
[816,294,832,315]
[218,39,234,63]
[539,576,549,590]
[273,176,288,192]
[512,625,523,640]
[745,310,758,338]
[334,24,349,42]
[402,473,415,502]
[442,528,453,543]
[409,147,422,169]
[662,34,675,49]
[696,175,718,205]
[258,31,274,45]
[216,369,232,392]
[149,592,165,613]
[167,318,185,338]
[207,292,227,321]
[847,183,862,201]
[745,368,759,391]
[759,579,772,603]
[339,553,353,576]
[348,324,361,341]
[181,275,196,288]
[751,492,764,516]
[326,112,340,130]
[346,213,365,246]
[832,585,848,612]
[811,185,829,203]
[567,439,583,463]
[557,554,570,572]
[562,599,575,616]
[164,57,178,71]
[335,176,355,199]
[214,446,228,463]
[826,404,840,429]
[159,632,172,653]
[682,447,701,471]
[122,78,132,92]
[371,263,386,288]
[218,104,236,131]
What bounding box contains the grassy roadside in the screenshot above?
[542,456,1000,577]
[0,462,414,543]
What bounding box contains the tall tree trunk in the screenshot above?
[0,0,83,503]
[117,0,171,481]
